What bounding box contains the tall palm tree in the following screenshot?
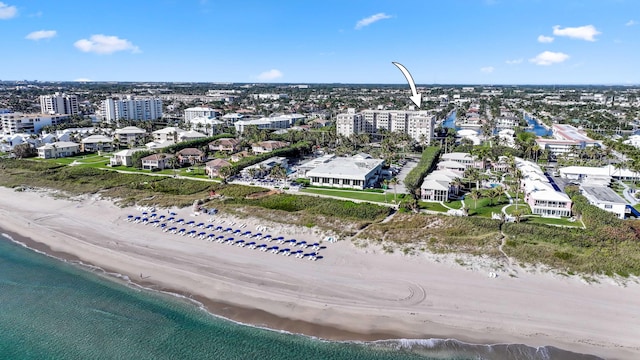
[469,189,481,209]
[390,177,400,204]
[168,156,179,177]
[382,179,390,202]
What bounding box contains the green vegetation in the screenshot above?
[418,201,449,212]
[403,146,440,196]
[301,188,405,203]
[357,214,502,256]
[227,141,312,176]
[525,216,582,227]
[163,133,234,154]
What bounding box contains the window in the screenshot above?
[604,205,612,209]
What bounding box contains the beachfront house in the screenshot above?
[176,147,205,166]
[241,157,289,178]
[580,185,628,219]
[208,137,240,153]
[141,153,174,170]
[304,154,384,190]
[251,140,289,155]
[37,141,80,159]
[205,158,232,178]
[420,170,462,202]
[81,134,114,153]
[517,158,572,217]
[110,148,147,167]
[440,152,484,170]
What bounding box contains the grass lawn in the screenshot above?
[301,188,405,203]
[445,200,463,209]
[419,201,449,212]
[526,216,583,227]
[466,196,510,217]
[503,203,532,215]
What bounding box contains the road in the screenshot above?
[393,159,418,195]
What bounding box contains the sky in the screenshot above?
[1,0,639,85]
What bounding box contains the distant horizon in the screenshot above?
[3,80,640,88]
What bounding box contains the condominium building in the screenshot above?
[101,96,163,122]
[233,114,305,134]
[1,113,70,135]
[336,109,436,144]
[40,92,79,115]
[184,107,219,122]
[535,124,601,156]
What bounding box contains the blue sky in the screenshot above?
[1,0,639,84]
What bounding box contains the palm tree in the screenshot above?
[382,179,390,202]
[465,167,481,190]
[469,189,481,209]
[390,177,400,204]
[270,164,287,188]
[168,156,179,177]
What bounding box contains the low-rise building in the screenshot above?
[114,126,147,145]
[205,158,232,178]
[184,106,219,122]
[580,185,628,219]
[517,158,572,217]
[81,134,114,153]
[242,157,289,178]
[110,148,147,167]
[176,147,205,166]
[440,152,484,170]
[304,155,384,190]
[37,141,80,159]
[420,170,462,202]
[141,153,174,170]
[209,137,240,153]
[251,140,289,154]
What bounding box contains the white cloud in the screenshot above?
[480,66,494,73]
[537,35,554,43]
[0,2,17,19]
[257,69,283,81]
[74,78,91,82]
[552,25,601,41]
[529,51,570,66]
[505,58,523,65]
[626,20,637,26]
[74,34,141,54]
[25,30,56,41]
[355,13,392,29]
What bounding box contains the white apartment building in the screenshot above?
[184,107,219,122]
[336,109,436,144]
[101,96,163,123]
[234,114,305,134]
[40,93,79,116]
[250,93,289,100]
[1,113,70,136]
[535,124,601,156]
[37,141,80,159]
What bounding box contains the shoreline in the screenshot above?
[0,187,638,359]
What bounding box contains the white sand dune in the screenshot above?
[0,187,638,359]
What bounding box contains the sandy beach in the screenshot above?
[0,186,638,360]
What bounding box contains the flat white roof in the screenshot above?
[581,186,626,204]
[306,157,384,180]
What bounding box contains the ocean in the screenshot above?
[0,233,602,360]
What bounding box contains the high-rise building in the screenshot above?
[336,109,436,144]
[40,92,79,116]
[101,96,163,123]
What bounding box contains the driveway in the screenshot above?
[392,159,418,194]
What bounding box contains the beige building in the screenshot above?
[37,141,80,159]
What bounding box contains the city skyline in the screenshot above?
[1,0,639,85]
